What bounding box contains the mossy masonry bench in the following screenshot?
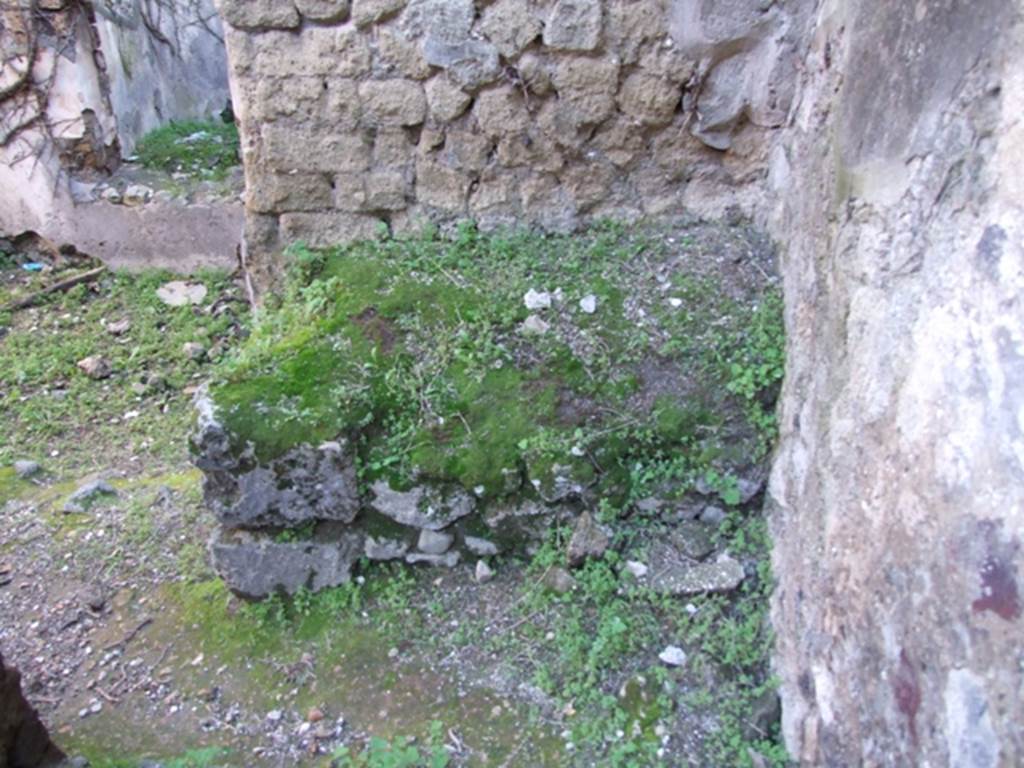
[191,223,782,598]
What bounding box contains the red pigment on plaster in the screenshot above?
[972,555,1021,620]
[892,650,921,745]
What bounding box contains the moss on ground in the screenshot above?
[209,222,783,506]
[135,119,240,181]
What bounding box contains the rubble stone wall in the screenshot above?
[217,0,806,274]
[768,0,1024,764]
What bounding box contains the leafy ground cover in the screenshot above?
[135,120,240,181]
[0,219,785,766]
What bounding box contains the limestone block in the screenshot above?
[193,399,361,528]
[443,130,492,172]
[334,173,369,211]
[358,79,427,126]
[496,132,565,173]
[415,156,470,210]
[247,171,334,213]
[364,171,409,209]
[562,163,614,210]
[423,37,500,91]
[373,129,414,167]
[543,0,603,51]
[591,116,646,167]
[470,171,518,215]
[324,77,362,128]
[377,28,432,79]
[248,27,371,77]
[473,86,530,138]
[295,0,351,23]
[211,529,364,599]
[352,0,407,27]
[400,0,474,42]
[520,173,577,233]
[263,125,372,173]
[551,55,619,126]
[253,77,325,122]
[606,0,666,64]
[279,211,384,247]
[219,0,299,30]
[425,75,471,121]
[367,480,475,530]
[617,72,680,126]
[480,0,543,58]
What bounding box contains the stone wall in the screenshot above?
[768,0,1024,764]
[0,0,235,271]
[217,0,805,274]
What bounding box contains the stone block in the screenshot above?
[551,55,619,126]
[444,130,492,172]
[469,171,518,214]
[248,27,371,77]
[334,173,369,211]
[279,211,384,247]
[543,0,602,51]
[373,129,413,167]
[219,0,299,30]
[368,480,475,530]
[364,171,409,209]
[517,52,553,96]
[473,86,531,138]
[358,79,427,126]
[324,77,362,128]
[253,76,325,122]
[211,529,364,599]
[415,157,470,210]
[607,0,665,64]
[591,116,646,167]
[480,0,543,58]
[263,125,372,173]
[376,28,432,79]
[352,0,407,27]
[400,0,474,42]
[423,38,500,91]
[295,0,351,23]
[425,75,471,121]
[562,163,614,210]
[247,171,334,213]
[617,72,681,126]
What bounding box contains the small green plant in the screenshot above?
[332,721,449,768]
[136,119,240,180]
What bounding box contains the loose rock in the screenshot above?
[543,566,577,594]
[567,511,609,567]
[76,356,112,380]
[63,479,117,513]
[649,555,745,596]
[418,528,454,555]
[659,645,687,667]
[579,294,598,314]
[524,289,552,310]
[475,559,494,583]
[521,314,551,335]
[13,460,40,478]
[182,342,207,361]
[156,281,208,307]
[106,318,131,335]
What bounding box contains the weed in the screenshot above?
[135,120,240,180]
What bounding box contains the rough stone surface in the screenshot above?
[0,650,65,768]
[213,0,804,277]
[417,529,454,555]
[211,529,363,599]
[13,460,40,479]
[567,511,609,567]
[648,553,744,596]
[192,394,360,529]
[768,2,1024,765]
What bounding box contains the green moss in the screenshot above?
[209,223,782,506]
[0,467,27,505]
[136,120,239,180]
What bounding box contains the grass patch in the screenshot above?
[209,222,781,504]
[135,119,240,180]
[0,266,248,476]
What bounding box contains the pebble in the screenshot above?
[76,355,112,380]
[417,529,454,555]
[156,281,207,307]
[520,314,550,335]
[625,560,649,579]
[307,707,324,723]
[182,342,207,361]
[106,318,131,335]
[267,709,283,722]
[658,646,687,667]
[13,460,40,478]
[699,505,728,526]
[524,289,552,310]
[579,294,598,314]
[475,559,494,584]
